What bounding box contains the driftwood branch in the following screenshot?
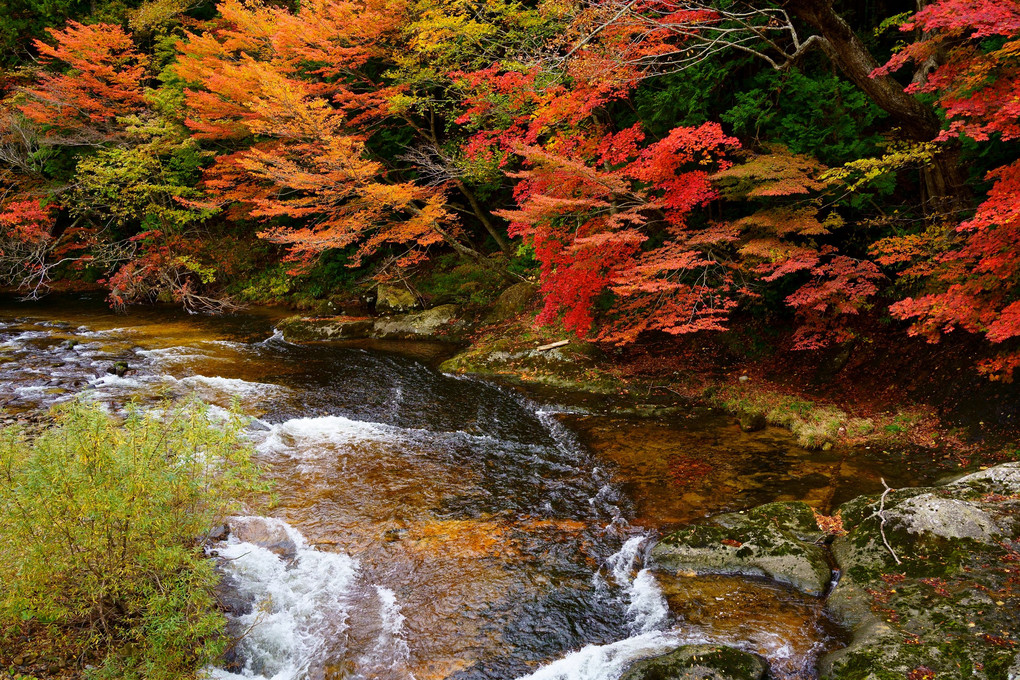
[877,477,902,565]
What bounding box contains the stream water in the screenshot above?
[0,295,939,680]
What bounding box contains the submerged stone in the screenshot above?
[621,644,767,680]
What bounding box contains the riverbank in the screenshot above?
[1,295,1017,680]
[275,285,1020,473]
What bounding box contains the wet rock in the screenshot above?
[226,516,297,559]
[106,361,130,377]
[820,462,1020,680]
[276,315,374,342]
[651,502,831,596]
[487,281,537,322]
[621,644,767,680]
[737,412,767,433]
[373,304,467,339]
[213,571,253,617]
[375,283,419,313]
[207,523,229,542]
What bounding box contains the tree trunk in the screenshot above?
[453,179,512,255]
[783,0,968,212]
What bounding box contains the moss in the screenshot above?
[653,505,832,595]
[620,645,767,680]
[824,465,1020,680]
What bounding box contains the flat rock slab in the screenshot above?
[621,645,767,680]
[651,502,831,596]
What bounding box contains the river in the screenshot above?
[0,295,936,680]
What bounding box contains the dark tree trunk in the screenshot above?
[783,0,968,212]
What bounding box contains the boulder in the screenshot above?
[651,502,831,596]
[621,645,767,680]
[276,315,374,342]
[948,462,1020,494]
[226,516,298,559]
[487,281,538,322]
[212,571,253,616]
[820,462,1020,680]
[737,412,767,433]
[375,283,420,313]
[372,304,466,339]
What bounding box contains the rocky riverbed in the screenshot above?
[637,463,1020,680]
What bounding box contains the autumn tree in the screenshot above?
[18,21,148,145]
[175,0,470,272]
[874,0,1020,380]
[562,0,969,208]
[712,148,883,349]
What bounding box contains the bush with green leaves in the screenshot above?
[0,398,268,679]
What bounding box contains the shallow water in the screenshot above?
[0,295,940,680]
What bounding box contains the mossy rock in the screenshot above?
[652,502,832,596]
[738,412,767,432]
[372,305,468,340]
[821,462,1020,680]
[711,501,826,544]
[375,283,420,313]
[621,645,767,680]
[277,315,374,342]
[487,281,537,322]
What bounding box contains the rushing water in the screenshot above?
[1,295,938,680]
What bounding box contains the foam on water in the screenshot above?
[206,518,359,680]
[361,586,413,674]
[516,631,681,680]
[178,375,286,398]
[259,415,405,454]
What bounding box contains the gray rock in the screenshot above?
[207,523,229,542]
[949,462,1020,494]
[651,502,831,596]
[886,493,1004,543]
[373,304,466,339]
[820,462,1020,680]
[621,645,767,680]
[213,571,253,616]
[227,516,297,559]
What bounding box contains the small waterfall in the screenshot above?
[206,518,359,680]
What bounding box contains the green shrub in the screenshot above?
[0,399,268,679]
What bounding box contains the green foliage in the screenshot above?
[721,70,886,165]
[416,253,509,305]
[70,125,210,231]
[633,56,755,133]
[0,398,268,679]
